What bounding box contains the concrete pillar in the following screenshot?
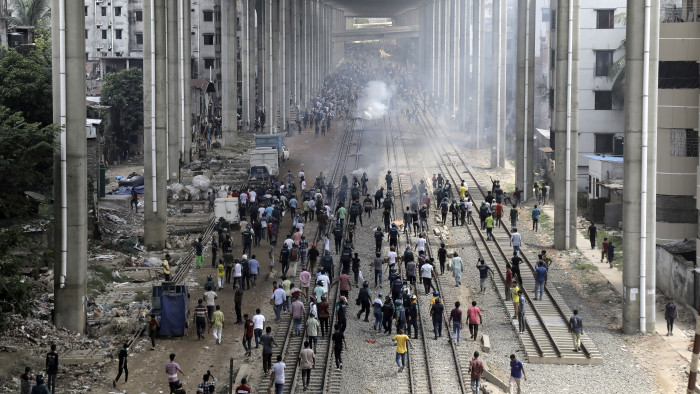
[432,0,438,93]
[280,0,288,132]
[272,0,280,132]
[221,0,238,144]
[312,0,319,97]
[474,0,483,149]
[622,0,659,334]
[491,0,502,168]
[52,0,88,332]
[292,0,299,107]
[262,0,271,134]
[166,0,179,181]
[182,0,192,164]
[553,0,579,250]
[248,1,257,129]
[526,0,536,198]
[498,0,507,168]
[241,0,253,132]
[143,0,168,250]
[515,0,527,194]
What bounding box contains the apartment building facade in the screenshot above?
[549,0,627,192]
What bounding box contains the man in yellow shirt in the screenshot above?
[459,181,467,199]
[216,260,225,290]
[393,329,414,373]
[162,254,171,281]
[485,214,495,241]
[212,305,225,344]
[511,281,520,319]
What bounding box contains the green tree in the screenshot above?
[0,225,38,329]
[0,46,53,126]
[9,0,50,27]
[100,67,144,132]
[0,106,57,218]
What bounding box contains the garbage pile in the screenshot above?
[167,174,211,202]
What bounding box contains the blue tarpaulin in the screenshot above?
[108,185,145,195]
[159,293,186,336]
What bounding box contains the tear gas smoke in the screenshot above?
[356,81,393,120]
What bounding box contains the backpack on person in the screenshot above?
[290,247,298,261]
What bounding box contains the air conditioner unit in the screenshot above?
[108,45,113,50]
[108,22,112,27]
[96,45,104,49]
[96,22,103,27]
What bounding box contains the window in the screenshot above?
[101,7,107,16]
[594,91,612,110]
[85,6,88,16]
[542,9,550,22]
[115,7,122,16]
[101,29,107,39]
[204,58,215,69]
[594,134,614,155]
[597,10,614,29]
[85,29,88,39]
[659,61,700,89]
[551,11,556,30]
[203,10,214,22]
[135,10,143,21]
[670,129,699,157]
[595,50,614,77]
[203,34,214,45]
[135,33,143,45]
[116,29,122,39]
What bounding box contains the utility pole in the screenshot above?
[52,0,88,333]
[166,0,179,181]
[181,0,192,164]
[475,0,483,149]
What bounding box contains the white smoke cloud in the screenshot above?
[356,81,393,120]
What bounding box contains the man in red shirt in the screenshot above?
[243,314,254,357]
[467,301,483,341]
[495,203,503,228]
[505,263,513,301]
[601,238,610,263]
[469,351,485,393]
[235,377,251,394]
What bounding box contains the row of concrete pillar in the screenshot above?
[50,0,343,332]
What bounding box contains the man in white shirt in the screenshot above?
[284,236,294,251]
[203,289,218,322]
[301,179,307,191]
[240,192,248,205]
[414,234,426,253]
[272,284,287,321]
[386,247,397,271]
[248,190,257,203]
[252,308,266,348]
[510,229,522,256]
[421,262,434,295]
[317,271,330,293]
[466,199,474,225]
[298,170,305,180]
[233,261,243,289]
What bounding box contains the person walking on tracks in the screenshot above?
[261,326,277,375]
[467,301,482,341]
[332,324,348,370]
[421,258,435,295]
[430,297,447,339]
[271,355,286,394]
[452,252,463,286]
[356,281,371,321]
[299,341,315,390]
[534,261,548,301]
[165,353,186,392]
[569,309,584,352]
[193,237,204,268]
[510,228,522,256]
[509,354,527,394]
[393,329,414,373]
[449,301,463,344]
[476,258,493,294]
[509,204,519,229]
[469,351,485,394]
[511,281,521,320]
[437,243,448,275]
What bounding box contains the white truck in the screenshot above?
[214,197,240,226]
[249,147,280,186]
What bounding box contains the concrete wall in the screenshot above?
[656,246,699,311]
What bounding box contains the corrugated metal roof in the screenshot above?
[584,154,624,163]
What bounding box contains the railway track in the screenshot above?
[259,117,360,394]
[413,95,602,365]
[387,121,467,394]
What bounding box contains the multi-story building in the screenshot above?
[655,4,700,243]
[84,0,228,96]
[549,1,627,192]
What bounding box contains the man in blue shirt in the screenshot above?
[534,260,548,301]
[509,354,527,393]
[531,205,541,232]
